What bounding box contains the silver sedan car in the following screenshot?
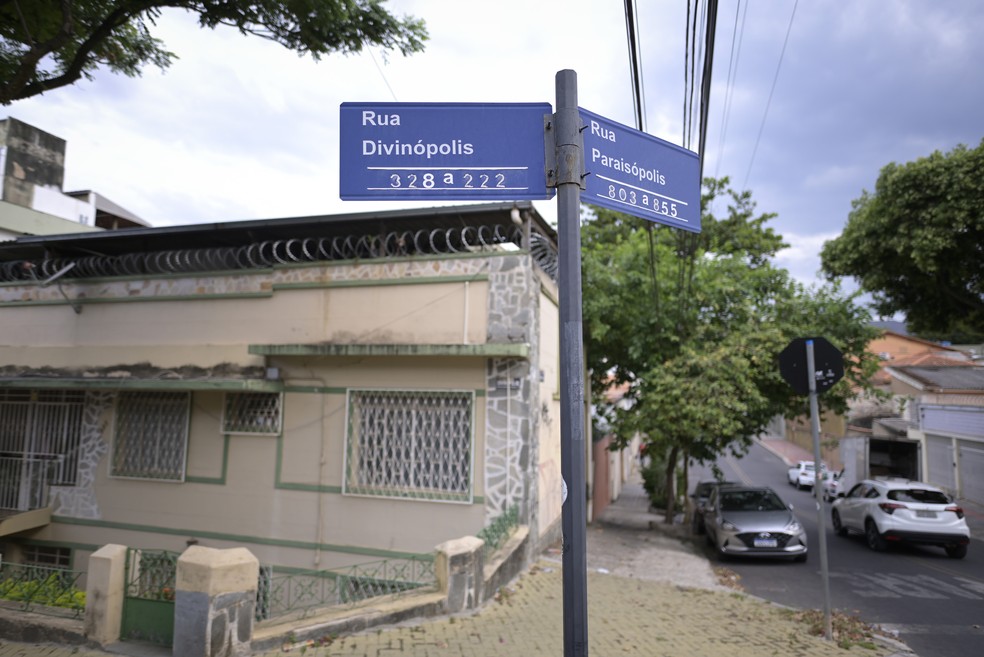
[703,485,808,562]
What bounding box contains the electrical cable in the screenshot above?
[714,0,749,180]
[623,0,646,132]
[743,0,799,190]
[698,0,719,182]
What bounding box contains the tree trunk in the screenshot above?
[663,444,680,524]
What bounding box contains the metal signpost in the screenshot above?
[779,336,845,642]
[339,102,553,200]
[579,108,701,231]
[340,73,701,657]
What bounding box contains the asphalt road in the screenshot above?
[692,441,984,657]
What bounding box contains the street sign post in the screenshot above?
[779,336,844,642]
[341,76,704,657]
[339,102,553,200]
[579,107,701,232]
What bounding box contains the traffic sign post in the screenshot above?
[779,336,844,642]
[339,102,553,200]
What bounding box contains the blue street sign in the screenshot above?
[340,102,553,200]
[579,108,701,232]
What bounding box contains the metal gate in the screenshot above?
[958,440,984,505]
[120,548,179,647]
[926,435,956,494]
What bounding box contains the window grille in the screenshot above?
[223,392,282,435]
[112,391,189,481]
[21,545,71,569]
[345,390,472,502]
[0,389,83,486]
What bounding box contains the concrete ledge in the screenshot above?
[251,590,447,652]
[0,603,87,646]
[482,525,529,602]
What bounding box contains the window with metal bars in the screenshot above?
[222,392,282,435]
[111,391,190,481]
[21,545,71,569]
[0,389,83,486]
[345,390,473,501]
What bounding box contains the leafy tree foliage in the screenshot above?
[583,179,880,521]
[821,140,984,342]
[0,0,427,104]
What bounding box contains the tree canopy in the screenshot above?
[583,179,880,520]
[820,140,984,342]
[0,0,428,105]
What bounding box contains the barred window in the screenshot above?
[345,390,472,502]
[0,389,84,486]
[112,392,190,481]
[223,393,282,435]
[21,545,71,569]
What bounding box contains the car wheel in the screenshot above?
[865,519,887,551]
[945,544,968,559]
[716,545,730,562]
[692,515,705,535]
[831,509,847,536]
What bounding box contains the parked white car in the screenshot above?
[831,478,971,559]
[786,460,826,490]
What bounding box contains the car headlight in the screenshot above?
[785,520,802,533]
[722,521,738,531]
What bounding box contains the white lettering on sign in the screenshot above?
[362,139,475,158]
[361,111,401,126]
[590,148,667,186]
[589,120,616,142]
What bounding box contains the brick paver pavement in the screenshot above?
[253,560,906,657]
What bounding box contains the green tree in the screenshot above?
[0,0,427,105]
[583,179,880,522]
[820,140,984,342]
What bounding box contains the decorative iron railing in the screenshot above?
[255,556,435,622]
[0,562,86,618]
[478,506,520,560]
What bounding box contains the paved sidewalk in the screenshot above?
[0,460,917,657]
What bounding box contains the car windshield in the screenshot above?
[719,490,787,512]
[888,489,950,505]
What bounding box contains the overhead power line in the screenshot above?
[624,0,646,131]
[743,0,799,190]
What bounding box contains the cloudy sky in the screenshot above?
[5,1,984,303]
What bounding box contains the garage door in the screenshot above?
[926,435,955,493]
[957,440,984,505]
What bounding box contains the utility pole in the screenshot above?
[554,68,589,657]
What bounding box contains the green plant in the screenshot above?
[0,573,86,610]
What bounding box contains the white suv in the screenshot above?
[787,460,825,490]
[831,478,971,559]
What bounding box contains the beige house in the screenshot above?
[0,203,562,590]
